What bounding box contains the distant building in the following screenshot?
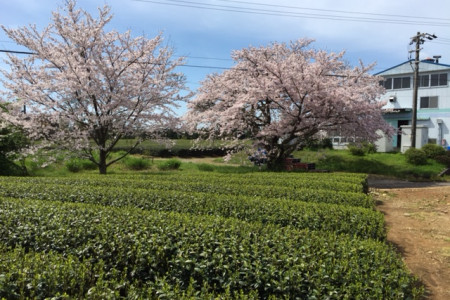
[374,58,449,152]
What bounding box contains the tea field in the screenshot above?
[0,172,424,299]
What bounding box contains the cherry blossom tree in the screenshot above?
[185,39,393,169]
[1,0,189,174]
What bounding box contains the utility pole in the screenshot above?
[409,32,437,148]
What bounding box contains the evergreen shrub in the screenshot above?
[404,148,427,165]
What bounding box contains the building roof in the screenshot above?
[375,59,450,76]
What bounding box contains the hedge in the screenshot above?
[0,180,384,240]
[0,175,373,208]
[0,197,422,299]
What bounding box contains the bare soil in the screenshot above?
[370,177,450,300]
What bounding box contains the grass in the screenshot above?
[11,142,448,180]
[293,149,447,180]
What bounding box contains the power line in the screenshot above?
[131,0,450,26]
[217,0,450,21]
[0,45,232,62]
[0,48,364,76]
[0,49,233,70]
[0,49,36,55]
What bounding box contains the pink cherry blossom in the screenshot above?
[1,0,189,174]
[185,39,393,169]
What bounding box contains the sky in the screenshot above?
[1,0,449,114]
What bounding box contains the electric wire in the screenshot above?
[132,0,450,26]
[217,0,449,21]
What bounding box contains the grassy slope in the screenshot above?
[17,138,447,179]
[294,149,446,180]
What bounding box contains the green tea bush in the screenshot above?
[404,148,428,165]
[158,158,181,170]
[0,180,383,240]
[421,143,446,159]
[0,175,372,208]
[0,197,423,299]
[0,246,98,299]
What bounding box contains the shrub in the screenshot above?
[124,156,151,170]
[421,143,446,159]
[0,197,423,299]
[0,155,26,176]
[347,144,365,156]
[363,142,377,154]
[65,158,83,172]
[157,158,181,170]
[80,159,97,170]
[404,148,428,165]
[435,151,450,168]
[347,142,377,156]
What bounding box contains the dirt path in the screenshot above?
[371,179,450,300]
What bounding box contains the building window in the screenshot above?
[430,73,447,86]
[419,75,429,87]
[419,73,447,87]
[381,77,411,90]
[383,78,392,89]
[393,77,410,89]
[420,96,438,108]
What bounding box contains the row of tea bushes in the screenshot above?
[111,172,367,194]
[3,171,367,193]
[0,180,384,240]
[0,175,373,208]
[0,197,422,299]
[0,245,261,299]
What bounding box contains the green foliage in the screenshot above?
[0,125,29,176]
[0,174,382,240]
[435,151,450,168]
[157,158,182,171]
[0,125,29,156]
[123,156,151,170]
[0,194,422,299]
[0,173,372,208]
[196,163,215,172]
[347,142,377,156]
[404,148,428,165]
[80,159,97,170]
[292,149,443,180]
[65,158,83,172]
[421,143,446,159]
[0,155,26,176]
[0,245,98,299]
[347,144,365,156]
[66,158,98,172]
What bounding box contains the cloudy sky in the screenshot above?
[1,0,449,113]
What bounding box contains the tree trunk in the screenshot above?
[266,151,286,170]
[98,150,108,175]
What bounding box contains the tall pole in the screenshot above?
[411,32,420,148]
[409,32,437,148]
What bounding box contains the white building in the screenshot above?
[375,58,450,152]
